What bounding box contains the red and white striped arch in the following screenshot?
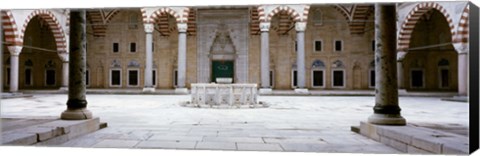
[265,6,301,22]
[453,4,469,44]
[1,10,22,46]
[397,2,455,51]
[20,10,67,53]
[145,7,188,24]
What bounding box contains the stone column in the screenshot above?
[143,23,155,92]
[7,46,21,93]
[294,22,308,93]
[453,43,469,96]
[396,51,406,89]
[61,10,92,120]
[59,53,69,91]
[367,4,406,125]
[259,22,272,94]
[458,52,468,96]
[175,23,188,94]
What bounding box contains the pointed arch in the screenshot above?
[453,4,469,44]
[1,10,22,46]
[397,2,456,51]
[148,7,182,24]
[21,10,67,53]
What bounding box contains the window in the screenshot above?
[269,70,274,87]
[334,40,343,51]
[113,43,119,53]
[174,69,178,87]
[5,67,10,86]
[25,68,32,86]
[152,70,157,86]
[411,69,424,88]
[110,69,121,86]
[291,70,298,88]
[130,43,136,52]
[128,70,139,86]
[86,70,90,86]
[312,70,325,87]
[369,69,375,88]
[312,9,323,25]
[372,40,375,52]
[332,70,345,87]
[129,14,138,29]
[45,69,56,86]
[314,40,322,52]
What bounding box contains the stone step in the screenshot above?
[354,121,468,154]
[1,117,104,146]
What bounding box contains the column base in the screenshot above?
[294,88,309,94]
[175,88,189,94]
[259,88,272,94]
[60,108,92,120]
[59,87,68,92]
[142,87,155,92]
[368,113,406,125]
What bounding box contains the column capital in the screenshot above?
[260,22,270,32]
[7,46,22,56]
[396,51,407,61]
[59,53,69,62]
[144,23,154,33]
[453,42,468,54]
[177,23,188,33]
[295,22,307,32]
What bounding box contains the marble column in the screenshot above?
[60,53,69,91]
[143,23,155,92]
[295,22,308,93]
[7,46,21,93]
[458,52,468,96]
[61,10,92,120]
[396,51,406,89]
[175,23,188,93]
[368,4,406,125]
[259,22,272,93]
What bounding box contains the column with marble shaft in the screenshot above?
[295,22,307,90]
[458,51,468,96]
[60,53,69,91]
[397,51,406,89]
[260,22,270,89]
[176,23,188,92]
[368,4,406,125]
[8,46,21,93]
[61,10,92,120]
[143,23,155,92]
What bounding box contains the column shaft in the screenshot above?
[368,4,406,125]
[261,31,269,88]
[145,32,153,88]
[177,31,187,88]
[296,31,306,88]
[9,54,19,92]
[458,53,468,96]
[61,10,92,120]
[62,61,69,88]
[397,61,404,89]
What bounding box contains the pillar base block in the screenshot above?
[259,88,272,94]
[142,87,155,93]
[368,113,406,125]
[59,87,68,92]
[61,108,92,120]
[294,88,309,94]
[175,88,189,94]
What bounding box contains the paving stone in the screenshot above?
[407,145,432,154]
[92,139,140,148]
[236,143,283,151]
[195,142,237,150]
[279,143,326,152]
[263,137,326,144]
[202,136,264,143]
[135,140,197,149]
[379,136,407,152]
[410,136,442,154]
[60,138,101,147]
[148,135,203,142]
